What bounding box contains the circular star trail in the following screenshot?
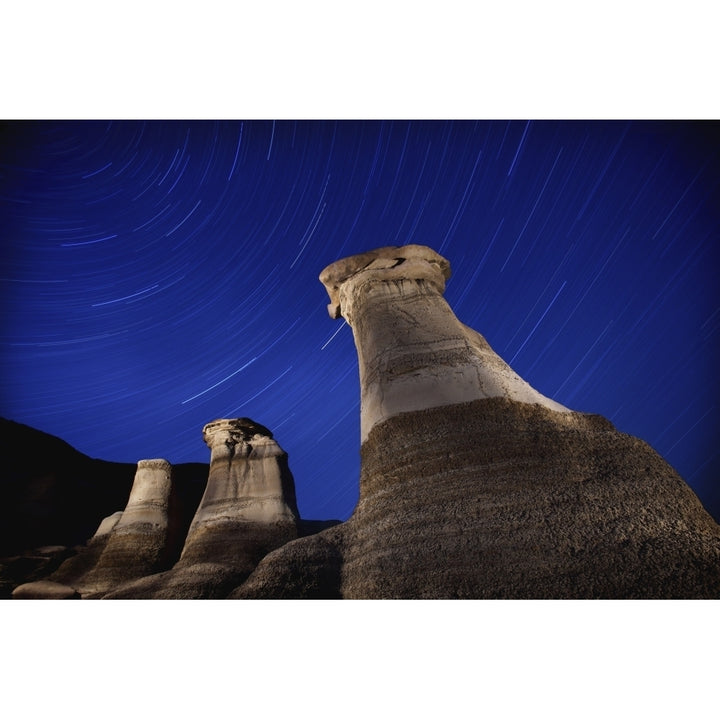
[1,120,718,521]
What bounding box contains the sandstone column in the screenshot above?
[320,244,568,443]
[40,460,178,597]
[176,418,298,567]
[113,459,174,531]
[97,458,176,576]
[73,459,177,595]
[299,244,720,599]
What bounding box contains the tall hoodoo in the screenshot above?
[232,244,720,599]
[320,244,568,443]
[79,458,177,593]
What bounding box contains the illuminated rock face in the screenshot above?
[196,420,297,525]
[231,245,720,599]
[319,244,568,443]
[176,418,298,567]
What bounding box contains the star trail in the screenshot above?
[1,120,718,522]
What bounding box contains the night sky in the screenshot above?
[1,120,719,522]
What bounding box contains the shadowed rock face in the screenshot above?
[233,245,720,599]
[0,419,136,556]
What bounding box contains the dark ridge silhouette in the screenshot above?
[0,418,210,557]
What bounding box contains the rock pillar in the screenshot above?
[177,418,298,568]
[72,459,177,595]
[113,459,174,531]
[93,458,176,577]
[319,244,568,444]
[42,460,178,597]
[283,244,720,599]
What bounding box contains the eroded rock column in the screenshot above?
[176,418,298,567]
[97,458,176,574]
[72,459,177,595]
[320,244,569,443]
[232,245,720,600]
[34,460,178,597]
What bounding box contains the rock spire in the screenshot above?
[15,459,179,598]
[319,244,568,443]
[176,418,298,566]
[232,244,720,599]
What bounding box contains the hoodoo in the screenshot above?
[76,459,178,595]
[320,244,569,442]
[233,244,720,599]
[103,418,300,598]
[14,459,178,598]
[176,418,299,566]
[8,246,720,599]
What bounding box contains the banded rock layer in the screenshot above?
[232,245,720,599]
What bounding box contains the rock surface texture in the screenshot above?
[232,245,720,599]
